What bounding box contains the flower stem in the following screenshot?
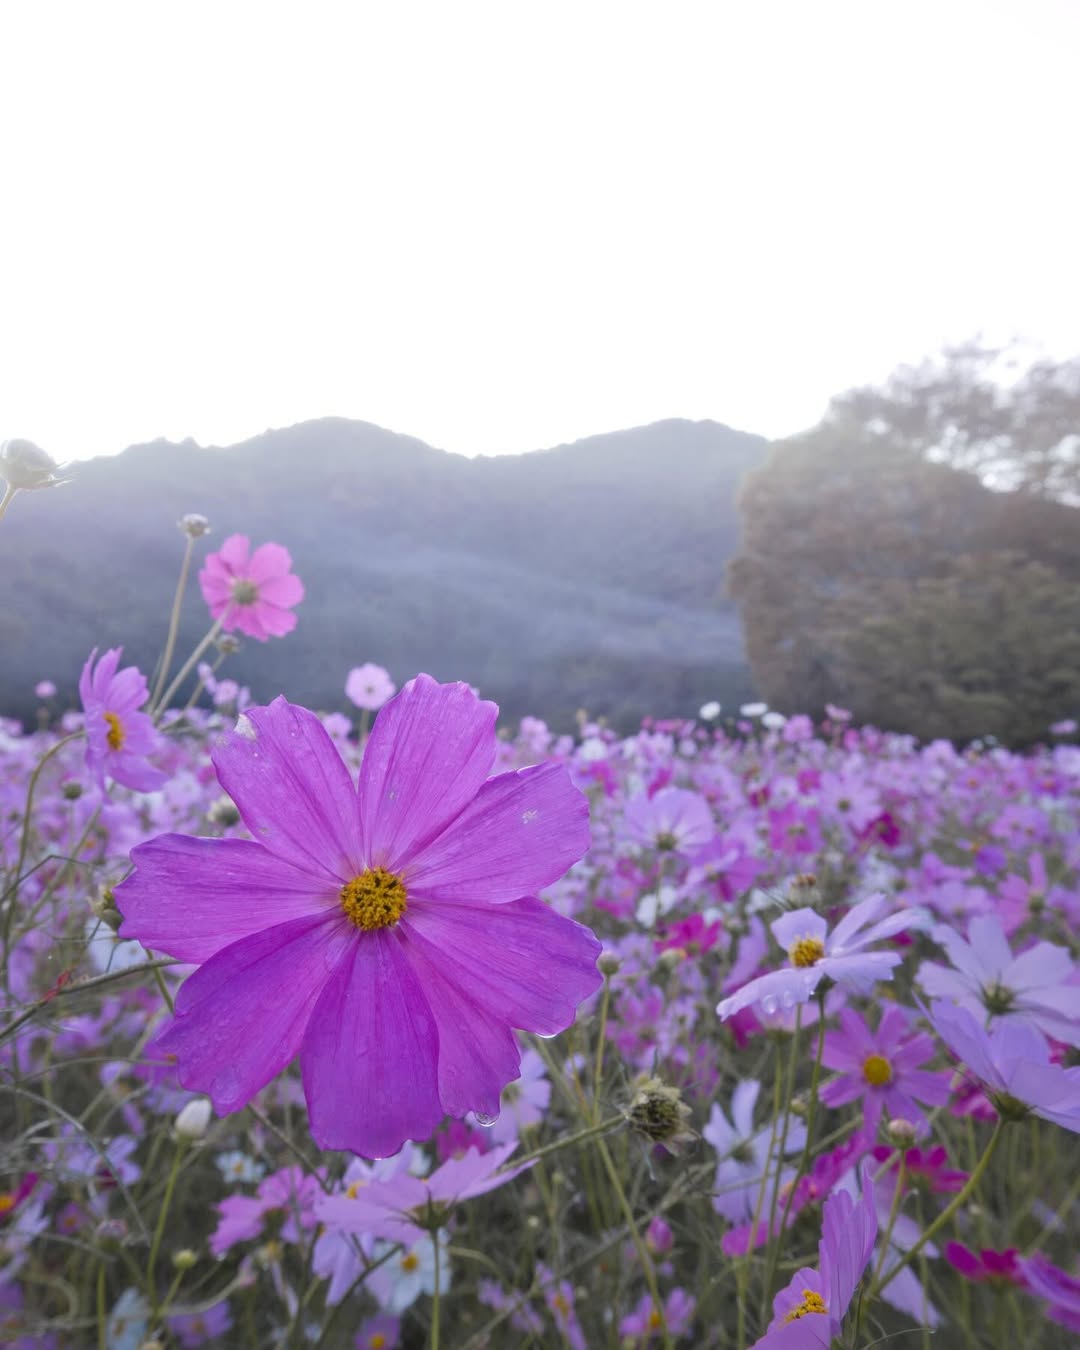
[0,482,17,521]
[151,533,196,707]
[595,1135,673,1350]
[431,1233,441,1350]
[153,616,224,718]
[872,1117,1008,1298]
[148,1138,187,1321]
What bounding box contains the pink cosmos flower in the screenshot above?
[209,1166,322,1256]
[917,915,1080,1048]
[751,1160,877,1348]
[618,1288,696,1341]
[1019,1254,1080,1334]
[79,648,168,793]
[717,894,924,1022]
[945,1243,1025,1287]
[926,1000,1080,1133]
[346,663,397,712]
[317,1142,528,1245]
[622,787,715,855]
[198,534,304,640]
[820,1006,951,1136]
[117,676,601,1156]
[354,1314,401,1350]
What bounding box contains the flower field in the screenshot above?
[2,521,1080,1348]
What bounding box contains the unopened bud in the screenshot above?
[174,1098,212,1140]
[0,438,68,490]
[90,886,123,933]
[95,1218,128,1248]
[886,1118,917,1146]
[598,952,621,977]
[656,948,683,972]
[178,513,211,537]
[216,634,241,656]
[172,1248,198,1270]
[61,781,84,801]
[207,795,241,828]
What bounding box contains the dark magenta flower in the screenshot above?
[79,648,167,793]
[117,675,601,1156]
[198,534,304,640]
[945,1243,1025,1287]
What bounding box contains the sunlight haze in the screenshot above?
[1,0,1077,461]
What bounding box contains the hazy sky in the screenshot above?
[1,1,1077,462]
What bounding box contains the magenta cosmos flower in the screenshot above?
[116,675,601,1156]
[717,894,924,1022]
[198,533,304,640]
[751,1161,877,1349]
[79,648,168,793]
[820,1006,951,1136]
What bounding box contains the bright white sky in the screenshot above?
[1,0,1077,462]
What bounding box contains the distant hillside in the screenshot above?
[0,418,767,728]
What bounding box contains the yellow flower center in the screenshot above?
[553,1293,570,1316]
[340,869,408,930]
[788,936,825,968]
[345,1180,365,1199]
[370,1336,387,1350]
[784,1288,828,1321]
[104,711,125,751]
[863,1053,893,1086]
[0,1194,14,1216]
[401,1251,420,1272]
[648,1308,664,1330]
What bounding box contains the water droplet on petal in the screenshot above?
[760,995,779,1016]
[473,1111,498,1128]
[780,989,796,1009]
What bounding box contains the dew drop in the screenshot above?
[473,1111,499,1128]
[780,989,796,1010]
[760,995,779,1016]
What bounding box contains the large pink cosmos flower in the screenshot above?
[198,534,304,640]
[116,675,601,1157]
[79,648,168,793]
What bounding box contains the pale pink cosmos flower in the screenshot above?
[198,534,304,640]
[717,894,925,1022]
[346,663,397,711]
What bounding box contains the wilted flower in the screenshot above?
[627,1076,695,1154]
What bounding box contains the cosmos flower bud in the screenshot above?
[0,438,68,490]
[699,701,722,721]
[61,781,84,801]
[886,1118,917,1146]
[216,634,242,656]
[179,513,211,537]
[626,1076,695,1154]
[95,1218,128,1248]
[174,1098,213,1140]
[207,795,241,828]
[172,1249,198,1270]
[598,951,622,977]
[90,886,123,933]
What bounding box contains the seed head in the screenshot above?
[626,1076,695,1154]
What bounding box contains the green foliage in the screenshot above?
[730,361,1080,745]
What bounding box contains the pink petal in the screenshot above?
[301,929,443,1157]
[246,541,294,584]
[152,913,351,1114]
[252,603,299,638]
[400,931,521,1118]
[117,835,338,962]
[357,675,498,871]
[211,697,363,883]
[255,573,304,606]
[216,534,252,572]
[400,895,602,1037]
[406,762,590,904]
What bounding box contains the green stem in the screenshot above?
[151,534,196,707]
[592,971,614,1112]
[96,1259,107,1350]
[510,1115,625,1171]
[0,959,176,1049]
[871,1157,908,1287]
[596,1135,673,1350]
[148,1139,187,1320]
[872,1118,1007,1298]
[154,616,225,717]
[431,1232,441,1350]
